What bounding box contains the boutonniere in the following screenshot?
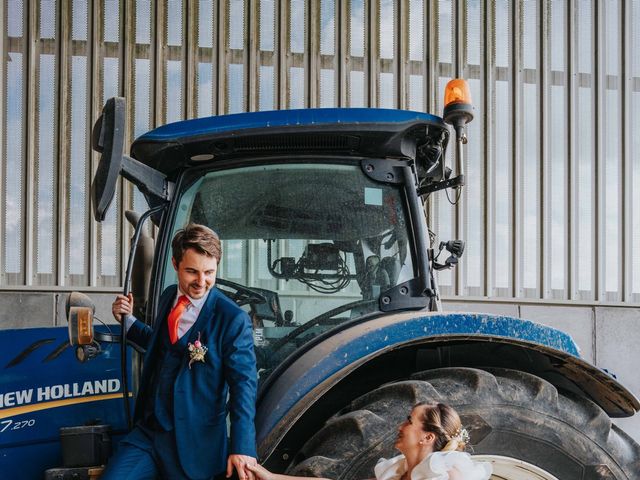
[187,332,208,369]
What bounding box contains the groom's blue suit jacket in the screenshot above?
[126,285,257,479]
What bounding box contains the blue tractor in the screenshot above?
[2,80,639,478]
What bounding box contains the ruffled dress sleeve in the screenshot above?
[374,454,407,480]
[411,451,492,480]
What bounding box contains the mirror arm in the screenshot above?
[121,155,174,203]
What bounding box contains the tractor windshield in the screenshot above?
[164,161,415,381]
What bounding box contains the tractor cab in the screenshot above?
[116,106,456,386]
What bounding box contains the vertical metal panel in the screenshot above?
[540,0,550,299]
[482,0,494,297]
[376,0,396,108]
[0,0,5,285]
[462,0,484,297]
[24,0,37,286]
[630,0,640,302]
[256,0,276,111]
[346,0,367,107]
[247,0,258,112]
[55,0,66,288]
[545,0,569,299]
[162,0,185,123]
[58,0,69,287]
[573,0,595,300]
[598,0,623,302]
[286,0,307,109]
[277,0,286,109]
[224,0,248,113]
[568,0,576,300]
[338,0,348,107]
[489,0,513,297]
[194,0,218,118]
[396,0,406,110]
[366,0,377,108]
[511,0,521,299]
[622,0,631,302]
[308,0,319,107]
[405,0,425,112]
[312,0,339,108]
[215,1,226,115]
[518,0,541,298]
[425,0,437,113]
[2,0,26,286]
[33,0,59,286]
[594,0,604,302]
[63,0,91,287]
[132,1,154,141]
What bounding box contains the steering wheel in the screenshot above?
[216,278,268,307]
[269,299,377,351]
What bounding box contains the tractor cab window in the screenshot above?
[165,162,415,382]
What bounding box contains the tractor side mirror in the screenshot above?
[92,97,126,222]
[91,97,172,223]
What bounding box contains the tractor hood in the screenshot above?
[130,108,449,180]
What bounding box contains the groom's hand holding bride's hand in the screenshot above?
[246,463,274,480]
[227,454,257,480]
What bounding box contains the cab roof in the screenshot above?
[130,108,448,178]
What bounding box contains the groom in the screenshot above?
[103,224,258,480]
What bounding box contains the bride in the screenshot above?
[248,402,492,480]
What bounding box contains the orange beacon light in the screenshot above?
[443,79,474,133]
[442,79,474,190]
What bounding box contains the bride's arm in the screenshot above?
[247,463,332,480]
[447,467,463,480]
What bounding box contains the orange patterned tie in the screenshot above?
[167,295,190,344]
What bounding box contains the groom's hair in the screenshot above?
[172,223,222,264]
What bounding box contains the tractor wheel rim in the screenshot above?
[472,455,559,480]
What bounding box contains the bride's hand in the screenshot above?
[246,463,274,480]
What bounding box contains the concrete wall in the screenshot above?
[2,290,639,444]
[0,290,121,328]
[443,299,640,444]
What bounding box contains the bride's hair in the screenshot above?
[415,402,467,452]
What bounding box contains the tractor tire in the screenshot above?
[287,367,640,479]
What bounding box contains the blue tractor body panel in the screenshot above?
[0,327,130,478]
[135,108,446,143]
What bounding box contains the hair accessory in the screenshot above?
[451,427,470,444]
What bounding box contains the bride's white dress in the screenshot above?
[374,451,492,480]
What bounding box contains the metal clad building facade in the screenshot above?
[1,0,639,307]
